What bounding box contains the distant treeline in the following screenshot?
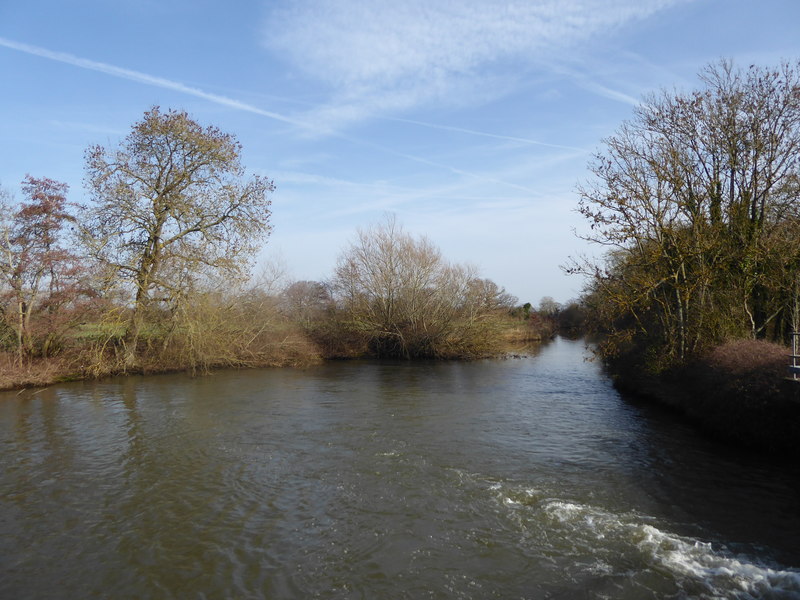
[0,108,555,388]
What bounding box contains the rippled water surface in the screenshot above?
[1,337,799,599]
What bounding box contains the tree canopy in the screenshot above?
[81,106,274,363]
[572,60,800,366]
[0,176,90,359]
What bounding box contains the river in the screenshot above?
[1,337,799,599]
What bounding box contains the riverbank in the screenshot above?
[610,339,800,456]
[0,336,324,392]
[4,337,798,598]
[0,323,553,392]
[0,354,72,391]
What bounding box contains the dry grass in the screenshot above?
[609,337,800,455]
[500,320,556,344]
[0,354,77,391]
[689,339,790,413]
[663,339,800,453]
[703,338,788,376]
[0,311,326,391]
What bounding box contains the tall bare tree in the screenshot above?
[573,60,800,364]
[82,107,274,365]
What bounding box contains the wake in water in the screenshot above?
[491,483,800,599]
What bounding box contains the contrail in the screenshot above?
[548,62,642,107]
[376,146,542,195]
[0,37,306,129]
[0,37,543,195]
[577,81,640,107]
[386,117,588,153]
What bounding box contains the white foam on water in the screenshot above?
[493,483,800,599]
[637,524,800,599]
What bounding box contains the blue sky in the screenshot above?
[1,0,799,305]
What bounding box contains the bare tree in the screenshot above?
[537,296,561,317]
[281,280,333,328]
[331,216,508,358]
[81,107,274,365]
[573,60,800,363]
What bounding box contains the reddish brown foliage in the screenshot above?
[675,339,800,453]
[702,339,787,376]
[0,176,92,357]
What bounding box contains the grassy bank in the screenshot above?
[610,339,800,455]
[0,312,554,393]
[0,333,323,392]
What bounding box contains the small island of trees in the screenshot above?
[0,107,552,388]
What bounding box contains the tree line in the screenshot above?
[571,59,800,371]
[0,107,549,382]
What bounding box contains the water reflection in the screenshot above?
[0,337,798,599]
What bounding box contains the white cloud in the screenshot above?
[0,36,575,189]
[0,37,306,130]
[264,0,691,128]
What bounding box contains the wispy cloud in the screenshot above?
[385,117,589,152]
[0,35,553,191]
[274,142,584,222]
[277,167,539,220]
[562,74,642,107]
[0,37,306,129]
[0,33,594,206]
[264,0,691,129]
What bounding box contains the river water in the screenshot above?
[1,337,799,599]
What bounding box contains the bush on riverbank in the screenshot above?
[321,216,555,360]
[612,339,800,455]
[0,354,73,389]
[0,313,547,391]
[0,277,553,391]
